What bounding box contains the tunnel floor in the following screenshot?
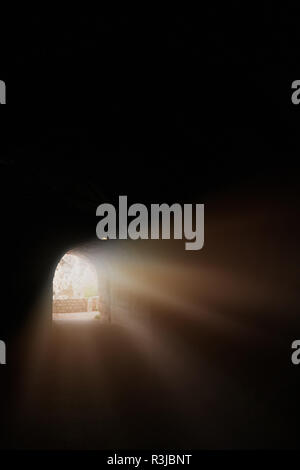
[53,312,101,322]
[1,309,299,449]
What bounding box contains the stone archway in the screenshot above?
[52,250,110,322]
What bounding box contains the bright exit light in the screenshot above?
[52,253,100,321]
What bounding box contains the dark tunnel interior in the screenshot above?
[1,10,300,450]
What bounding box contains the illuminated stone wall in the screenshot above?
[53,296,99,313]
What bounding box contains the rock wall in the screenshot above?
[53,296,99,313]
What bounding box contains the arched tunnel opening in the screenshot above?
[53,252,101,322]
